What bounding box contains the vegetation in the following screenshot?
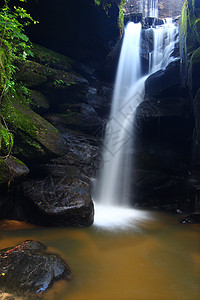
[0,0,37,158]
[94,0,128,29]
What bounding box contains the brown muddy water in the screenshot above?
[0,207,200,300]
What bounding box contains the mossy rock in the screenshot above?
[29,90,50,114]
[1,90,64,160]
[15,60,56,88]
[181,0,200,53]
[191,46,200,64]
[33,44,73,72]
[194,18,200,43]
[0,123,14,156]
[0,156,29,186]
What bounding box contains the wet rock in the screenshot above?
[23,177,94,227]
[145,59,180,97]
[0,240,71,296]
[0,156,29,186]
[180,214,200,223]
[45,103,103,135]
[29,90,50,115]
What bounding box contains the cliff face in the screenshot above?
[179,0,200,156]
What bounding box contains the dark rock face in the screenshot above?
[180,0,200,161]
[21,131,99,227]
[0,240,71,296]
[23,177,94,227]
[145,59,181,97]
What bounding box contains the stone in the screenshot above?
[23,177,94,227]
[145,59,180,97]
[15,60,56,88]
[0,240,71,296]
[29,90,50,114]
[1,91,64,160]
[45,103,103,135]
[33,43,73,72]
[180,214,200,223]
[0,156,29,186]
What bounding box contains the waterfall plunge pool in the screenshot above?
[0,209,200,300]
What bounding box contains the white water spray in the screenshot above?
[94,20,178,229]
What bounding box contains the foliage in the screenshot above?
[0,0,37,158]
[0,0,37,99]
[94,0,128,28]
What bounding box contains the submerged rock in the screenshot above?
[0,240,71,296]
[180,214,200,224]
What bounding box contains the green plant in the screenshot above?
[0,0,37,158]
[0,0,37,99]
[94,0,128,28]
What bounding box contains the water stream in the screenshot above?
[140,0,159,18]
[95,20,178,227]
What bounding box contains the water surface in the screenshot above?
[0,210,199,300]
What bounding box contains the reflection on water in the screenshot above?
[0,211,200,300]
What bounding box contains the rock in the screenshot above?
[0,240,71,296]
[29,90,50,115]
[194,89,200,142]
[136,97,187,118]
[1,91,64,160]
[145,59,180,97]
[15,60,56,88]
[0,156,29,186]
[33,43,73,72]
[42,69,89,107]
[23,177,94,227]
[20,130,99,227]
[45,103,103,135]
[0,123,14,156]
[180,214,200,223]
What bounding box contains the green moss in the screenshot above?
[33,44,73,72]
[194,18,200,43]
[191,46,200,64]
[0,124,14,156]
[181,1,189,35]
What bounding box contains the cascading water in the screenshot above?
[149,18,178,73]
[140,0,159,18]
[94,19,178,229]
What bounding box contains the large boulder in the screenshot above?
[145,59,180,97]
[20,130,99,227]
[0,240,71,296]
[0,91,65,161]
[23,177,94,227]
[0,156,29,187]
[45,103,103,135]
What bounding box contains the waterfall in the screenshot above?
[149,18,178,73]
[140,0,158,18]
[96,22,143,207]
[94,19,178,227]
